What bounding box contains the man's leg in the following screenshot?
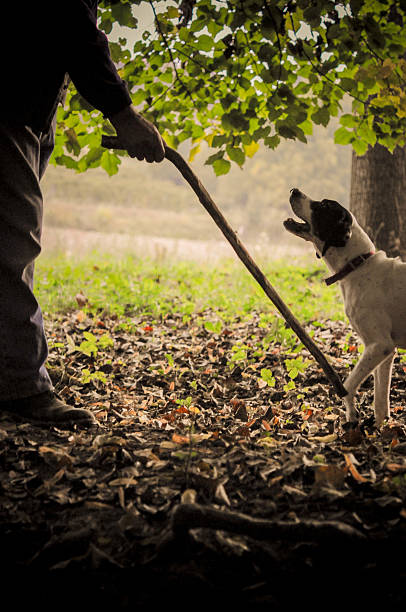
[0,124,51,398]
[0,123,95,426]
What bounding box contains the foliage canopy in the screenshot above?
[54,0,406,175]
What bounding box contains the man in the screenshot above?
[0,1,165,427]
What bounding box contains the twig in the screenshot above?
[148,0,194,102]
[263,1,283,83]
[287,12,365,106]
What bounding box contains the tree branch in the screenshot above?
[171,502,366,542]
[148,0,195,102]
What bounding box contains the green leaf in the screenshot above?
[356,123,377,146]
[226,145,245,165]
[222,110,250,132]
[205,150,225,165]
[260,15,274,38]
[212,158,231,176]
[334,127,354,145]
[276,122,296,139]
[100,150,120,176]
[132,88,147,106]
[340,113,358,128]
[204,320,222,333]
[260,368,276,387]
[197,34,213,52]
[311,107,330,127]
[160,70,174,84]
[264,135,280,149]
[57,0,406,173]
[98,333,114,349]
[165,353,175,367]
[340,77,356,92]
[244,141,260,157]
[352,139,369,156]
[166,6,179,19]
[111,3,137,28]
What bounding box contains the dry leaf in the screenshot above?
[309,433,337,443]
[344,453,368,483]
[181,489,197,504]
[75,292,88,308]
[314,464,347,489]
[385,463,406,473]
[258,436,279,447]
[108,477,138,487]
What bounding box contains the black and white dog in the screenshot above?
[284,188,406,426]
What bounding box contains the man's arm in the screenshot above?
[63,1,164,162]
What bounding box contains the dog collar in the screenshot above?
[324,252,374,286]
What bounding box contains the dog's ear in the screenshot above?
[331,208,353,246]
[314,203,353,256]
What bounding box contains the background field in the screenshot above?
[41,121,350,261]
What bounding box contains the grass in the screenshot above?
[35,251,346,325]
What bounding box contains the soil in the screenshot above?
[1,309,406,610]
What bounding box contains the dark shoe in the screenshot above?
[0,390,97,428]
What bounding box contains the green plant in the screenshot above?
[81,368,108,385]
[204,320,223,334]
[284,356,311,380]
[228,343,250,369]
[260,368,276,388]
[36,254,345,323]
[75,331,114,357]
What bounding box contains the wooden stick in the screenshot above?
[101,136,347,398]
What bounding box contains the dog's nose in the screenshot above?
[290,188,300,196]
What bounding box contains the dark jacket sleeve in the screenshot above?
[61,0,132,117]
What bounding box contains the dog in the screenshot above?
[284,188,406,426]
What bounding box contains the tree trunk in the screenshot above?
[350,145,406,259]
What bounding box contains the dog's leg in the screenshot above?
[343,342,395,422]
[373,351,395,425]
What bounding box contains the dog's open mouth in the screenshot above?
[283,216,310,233]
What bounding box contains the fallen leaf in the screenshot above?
[160,441,178,450]
[215,483,230,506]
[75,292,88,308]
[258,436,279,447]
[385,463,406,473]
[314,464,346,489]
[309,433,337,443]
[171,432,211,445]
[75,310,86,323]
[181,489,197,504]
[341,424,364,446]
[262,419,271,431]
[108,478,138,487]
[381,423,406,441]
[344,453,368,483]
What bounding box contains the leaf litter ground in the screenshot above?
[1,307,406,609]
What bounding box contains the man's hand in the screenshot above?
[109,105,165,163]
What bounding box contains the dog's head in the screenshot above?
[284,188,353,256]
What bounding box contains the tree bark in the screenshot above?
[350,145,406,259]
